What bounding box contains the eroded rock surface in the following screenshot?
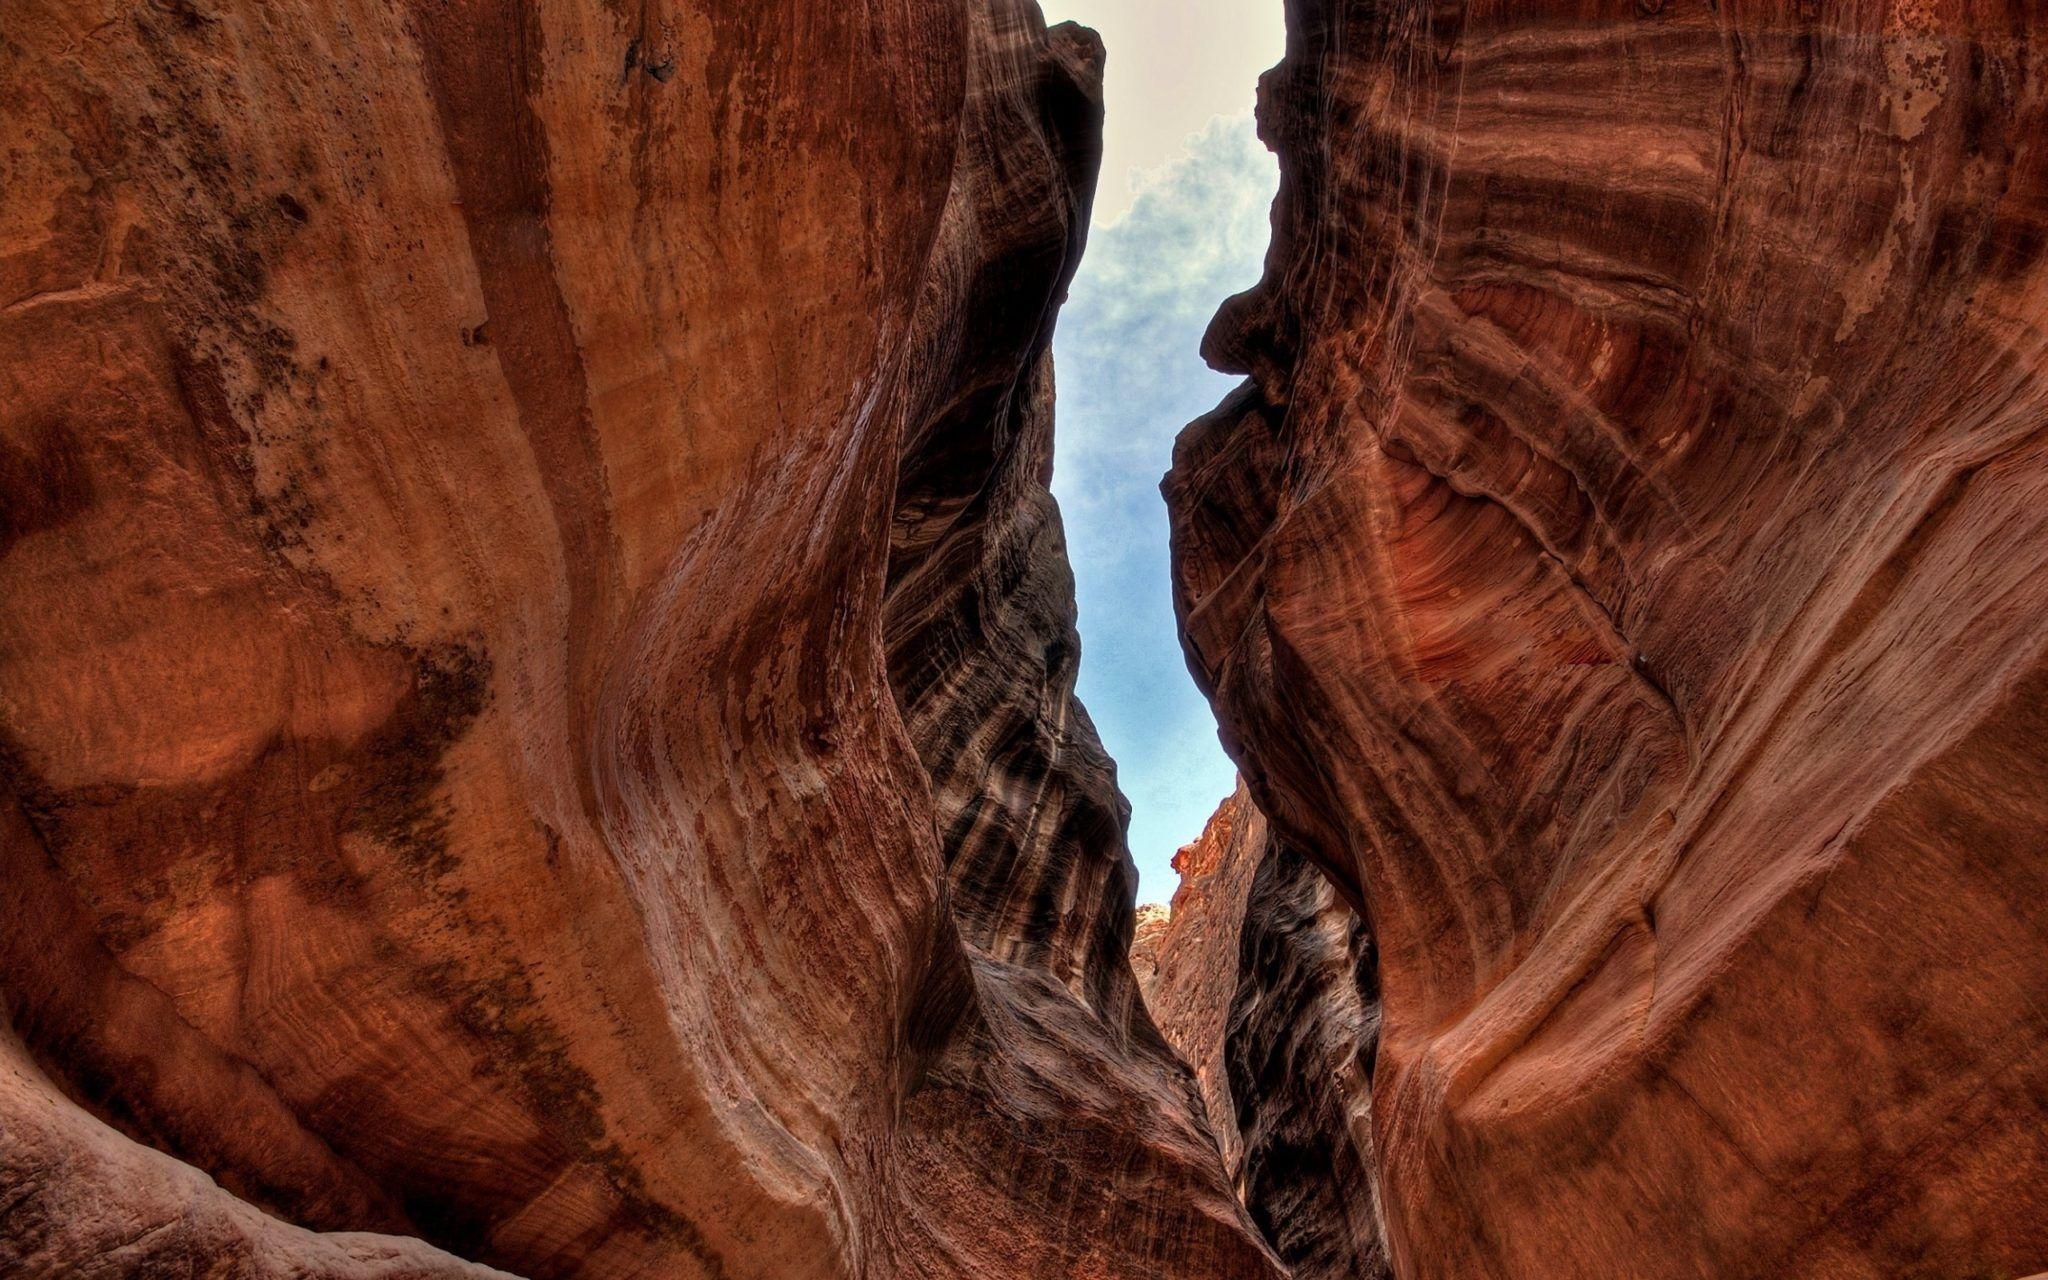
[1142,783,1390,1280]
[0,1,1275,1276]
[1129,903,1172,991]
[1132,787,1266,1176]
[1168,1,2048,1277]
[1226,830,1388,1280]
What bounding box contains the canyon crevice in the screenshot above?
[0,1,1275,1276]
[1136,782,1390,1280]
[1165,0,2048,1277]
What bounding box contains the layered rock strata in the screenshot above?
[0,1,1274,1276]
[1168,1,2048,1277]
[1225,826,1388,1280]
[1137,782,1389,1280]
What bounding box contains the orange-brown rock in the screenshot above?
[1133,787,1266,1176]
[0,1,1278,1276]
[1141,782,1390,1280]
[1129,903,1172,992]
[1168,1,2048,1278]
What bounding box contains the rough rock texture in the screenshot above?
[0,1,1277,1276]
[1141,783,1390,1280]
[1128,903,1171,991]
[1168,1,2048,1278]
[1133,786,1266,1175]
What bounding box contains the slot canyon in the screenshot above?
[2,0,2045,1277]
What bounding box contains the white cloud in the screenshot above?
[1039,0,1284,222]
[1049,113,1276,898]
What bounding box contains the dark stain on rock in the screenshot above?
[338,642,491,882]
[0,417,96,557]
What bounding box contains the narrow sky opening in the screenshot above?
[1038,0,1284,902]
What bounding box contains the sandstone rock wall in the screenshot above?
[0,1,1275,1276]
[1227,831,1388,1280]
[1138,782,1390,1280]
[1167,1,2048,1277]
[1133,786,1267,1177]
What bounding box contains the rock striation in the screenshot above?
[0,1,1275,1276]
[1225,825,1388,1280]
[1137,782,1389,1280]
[1168,1,2048,1278]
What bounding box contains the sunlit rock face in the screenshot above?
[0,1,1278,1276]
[1139,782,1390,1280]
[1129,903,1173,990]
[1133,786,1267,1178]
[1168,1,2048,1277]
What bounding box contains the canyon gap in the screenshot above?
[4,0,2048,1278]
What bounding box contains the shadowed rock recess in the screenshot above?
[1165,0,2048,1278]
[0,0,1280,1276]
[1222,828,1386,1280]
[1137,783,1389,1280]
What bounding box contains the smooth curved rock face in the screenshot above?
[0,1,1276,1276]
[0,1016,517,1280]
[1168,1,2048,1277]
[1139,782,1390,1280]
[879,10,1279,1274]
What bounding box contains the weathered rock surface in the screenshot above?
[1225,821,1388,1280]
[1129,902,1172,991]
[0,1,1276,1276]
[1141,782,1390,1280]
[1168,1,2048,1278]
[1132,787,1266,1176]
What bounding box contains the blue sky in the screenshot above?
[1039,1,1283,900]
